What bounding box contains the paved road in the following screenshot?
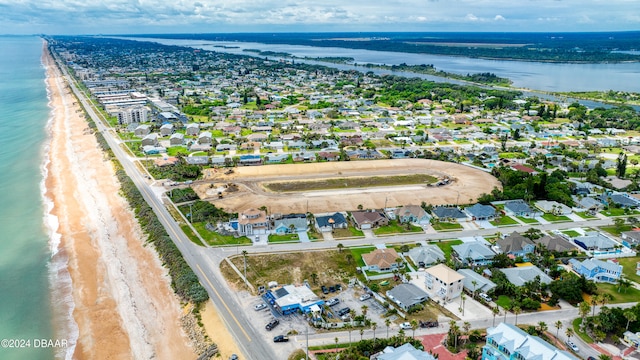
[52,51,277,360]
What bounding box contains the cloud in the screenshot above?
[0,0,640,33]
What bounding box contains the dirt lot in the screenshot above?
[196,159,501,214]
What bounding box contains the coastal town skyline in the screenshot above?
[1,0,640,35]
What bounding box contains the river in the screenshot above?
[129,37,640,94]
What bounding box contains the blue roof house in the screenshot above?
[483,322,579,360]
[432,206,468,222]
[465,204,497,221]
[504,200,540,218]
[452,241,496,267]
[569,258,623,283]
[315,213,348,232]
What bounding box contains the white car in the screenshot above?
[359,293,371,301]
[327,298,340,306]
[400,322,412,330]
[479,293,492,302]
[565,340,579,352]
[254,303,267,311]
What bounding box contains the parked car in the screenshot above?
[321,285,329,294]
[329,286,335,293]
[335,284,342,291]
[254,303,267,311]
[273,335,289,343]
[400,322,412,330]
[265,319,279,331]
[479,293,492,302]
[337,307,351,317]
[327,298,340,306]
[359,293,371,301]
[229,355,238,360]
[565,340,579,352]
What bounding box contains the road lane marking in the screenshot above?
[196,264,251,342]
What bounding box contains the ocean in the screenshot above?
[0,36,71,360]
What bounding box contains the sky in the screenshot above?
[1,0,640,35]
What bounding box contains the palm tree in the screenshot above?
[345,324,353,346]
[360,328,364,341]
[460,294,466,315]
[598,355,612,360]
[345,254,353,265]
[492,307,500,327]
[624,309,637,330]
[462,322,471,345]
[591,294,601,317]
[385,318,391,339]
[471,280,479,299]
[361,305,368,321]
[513,306,522,325]
[579,301,590,331]
[310,273,318,285]
[242,250,248,281]
[410,319,418,339]
[337,243,344,252]
[371,322,377,345]
[565,327,574,341]
[538,321,548,335]
[555,320,563,339]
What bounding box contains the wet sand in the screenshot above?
[43,43,195,359]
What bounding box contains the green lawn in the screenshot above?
[495,295,512,309]
[600,208,629,217]
[561,230,581,238]
[616,256,640,284]
[516,216,539,224]
[180,224,204,246]
[192,222,252,246]
[433,239,464,259]
[599,224,633,236]
[573,318,594,344]
[167,146,190,156]
[268,233,299,243]
[576,211,598,219]
[490,216,519,226]
[431,221,463,231]
[373,221,423,235]
[541,213,572,222]
[332,226,365,239]
[349,246,377,267]
[596,283,640,303]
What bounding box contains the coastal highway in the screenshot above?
[51,51,276,360]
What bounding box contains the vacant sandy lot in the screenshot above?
[196,159,500,214]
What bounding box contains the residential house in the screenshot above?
[535,235,579,253]
[134,124,151,137]
[185,123,200,136]
[431,206,468,222]
[265,153,289,164]
[407,245,445,268]
[273,215,308,234]
[351,210,389,230]
[465,204,497,221]
[457,269,497,295]
[198,131,212,145]
[184,156,209,165]
[495,232,536,259]
[534,200,573,215]
[498,265,553,287]
[237,208,270,236]
[169,132,184,145]
[376,343,437,360]
[159,123,174,136]
[239,154,262,166]
[452,241,496,267]
[315,213,348,232]
[602,193,640,208]
[362,248,401,273]
[141,133,159,146]
[621,230,640,248]
[573,196,603,213]
[504,200,540,218]
[424,263,465,302]
[394,205,432,225]
[386,283,430,311]
[482,322,579,360]
[573,232,620,254]
[569,258,623,283]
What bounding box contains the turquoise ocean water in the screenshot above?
[0,36,72,360]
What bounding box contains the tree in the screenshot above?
[599,355,612,360]
[492,307,500,327]
[411,319,418,339]
[462,322,471,345]
[385,318,391,339]
[513,306,522,325]
[361,305,368,321]
[242,250,248,282]
[579,301,590,331]
[565,327,574,341]
[310,273,318,285]
[617,152,628,178]
[345,254,353,265]
[538,321,548,335]
[555,320,563,339]
[624,309,637,330]
[345,324,353,345]
[359,328,364,341]
[334,337,338,351]
[471,280,479,299]
[371,322,377,345]
[614,217,626,233]
[337,243,344,253]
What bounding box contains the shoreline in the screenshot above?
[42,42,195,359]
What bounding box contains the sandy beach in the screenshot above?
[43,43,196,359]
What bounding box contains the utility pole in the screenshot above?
[189,202,193,223]
[306,325,309,360]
